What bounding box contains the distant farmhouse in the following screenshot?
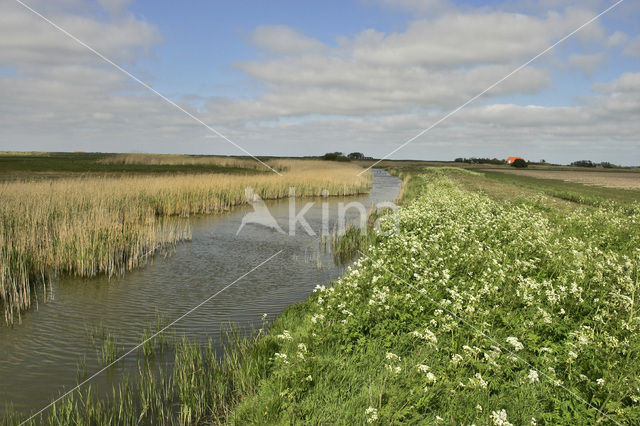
[506,156,525,165]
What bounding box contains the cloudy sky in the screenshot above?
[1,0,639,164]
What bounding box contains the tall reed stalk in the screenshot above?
[0,160,370,324]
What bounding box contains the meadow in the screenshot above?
[8,166,640,424]
[0,154,370,325]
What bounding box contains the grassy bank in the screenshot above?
[8,167,640,424]
[229,168,640,424]
[0,158,370,325]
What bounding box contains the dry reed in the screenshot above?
[0,160,370,324]
[99,153,278,171]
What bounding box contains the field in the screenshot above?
[7,166,640,424]
[0,153,370,325]
[492,169,640,190]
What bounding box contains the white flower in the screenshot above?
[311,314,324,324]
[490,409,513,426]
[596,378,605,386]
[506,336,524,351]
[468,373,488,389]
[365,406,378,423]
[385,364,401,374]
[276,330,292,340]
[305,375,313,382]
[385,352,400,361]
[274,352,289,364]
[450,353,463,365]
[416,364,430,373]
[298,343,307,352]
[476,404,483,412]
[527,369,539,383]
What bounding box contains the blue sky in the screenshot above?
[128,0,635,105]
[127,1,413,99]
[0,0,639,164]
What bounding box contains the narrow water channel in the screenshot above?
[0,169,401,416]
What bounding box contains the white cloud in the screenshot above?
[251,26,326,55]
[376,0,454,16]
[227,9,597,120]
[606,31,628,48]
[0,1,637,165]
[98,0,132,15]
[623,37,640,57]
[347,12,580,67]
[568,52,607,78]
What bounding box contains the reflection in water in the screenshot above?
[0,169,401,414]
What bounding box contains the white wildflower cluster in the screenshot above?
[288,172,640,422]
[491,409,513,426]
[310,313,324,324]
[385,352,402,374]
[297,343,307,360]
[276,330,292,340]
[450,353,463,366]
[409,328,438,346]
[365,406,378,423]
[415,364,437,387]
[273,352,289,365]
[506,337,524,352]
[467,372,488,389]
[368,286,391,310]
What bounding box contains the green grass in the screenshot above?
[228,169,640,424]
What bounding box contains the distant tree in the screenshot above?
[323,152,350,161]
[540,159,546,164]
[453,157,504,165]
[511,158,528,168]
[347,152,365,160]
[600,162,615,168]
[571,160,596,168]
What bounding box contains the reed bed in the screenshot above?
[100,153,279,171]
[0,160,370,325]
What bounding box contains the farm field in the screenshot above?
[0,153,370,325]
[8,166,639,424]
[490,168,640,190]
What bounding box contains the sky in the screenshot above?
[0,0,639,165]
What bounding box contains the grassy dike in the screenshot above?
[8,168,640,424]
[227,168,640,424]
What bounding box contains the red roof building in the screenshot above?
[506,156,525,164]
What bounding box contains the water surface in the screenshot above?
[0,169,401,415]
